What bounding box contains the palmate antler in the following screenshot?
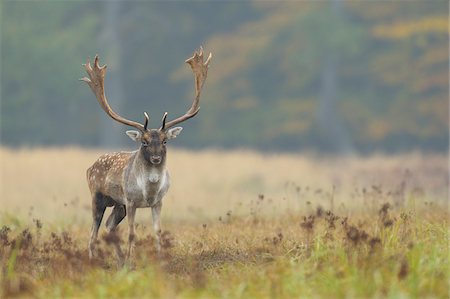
[80,55,148,131]
[161,47,212,130]
[81,47,211,132]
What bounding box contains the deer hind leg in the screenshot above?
[104,203,127,266]
[106,204,126,232]
[89,192,107,259]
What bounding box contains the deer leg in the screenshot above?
[89,192,107,259]
[104,204,126,266]
[106,204,126,232]
[151,202,162,253]
[126,202,137,261]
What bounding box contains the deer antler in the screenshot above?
[162,47,212,130]
[80,55,146,131]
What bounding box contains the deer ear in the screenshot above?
[166,127,183,139]
[126,130,141,142]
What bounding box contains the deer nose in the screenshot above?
[150,155,162,164]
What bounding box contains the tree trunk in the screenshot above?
[99,0,124,147]
[317,0,353,154]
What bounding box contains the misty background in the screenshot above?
[1,0,448,153]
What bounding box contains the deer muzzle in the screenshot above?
[150,155,162,165]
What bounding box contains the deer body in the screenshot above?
[87,145,170,257]
[81,48,211,260]
[87,150,169,208]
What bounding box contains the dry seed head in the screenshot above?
[398,258,409,280]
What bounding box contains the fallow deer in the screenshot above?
[81,47,212,259]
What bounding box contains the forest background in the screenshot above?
[1,1,448,153]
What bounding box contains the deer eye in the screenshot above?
[141,141,149,147]
[163,140,167,145]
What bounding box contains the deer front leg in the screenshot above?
[126,202,137,261]
[151,202,162,253]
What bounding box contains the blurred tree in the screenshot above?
[99,0,124,147]
[204,1,447,152]
[314,0,354,154]
[1,1,448,153]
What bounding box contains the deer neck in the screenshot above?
[132,148,166,183]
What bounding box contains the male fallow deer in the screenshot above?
[81,47,212,259]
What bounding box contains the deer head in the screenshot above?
[81,47,212,165]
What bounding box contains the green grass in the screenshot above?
[1,205,448,299]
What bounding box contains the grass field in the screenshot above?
[0,147,448,298]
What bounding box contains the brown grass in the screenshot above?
[1,147,447,222]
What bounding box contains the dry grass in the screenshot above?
[1,147,446,222]
[0,147,448,298]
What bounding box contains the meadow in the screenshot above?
[0,147,448,298]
